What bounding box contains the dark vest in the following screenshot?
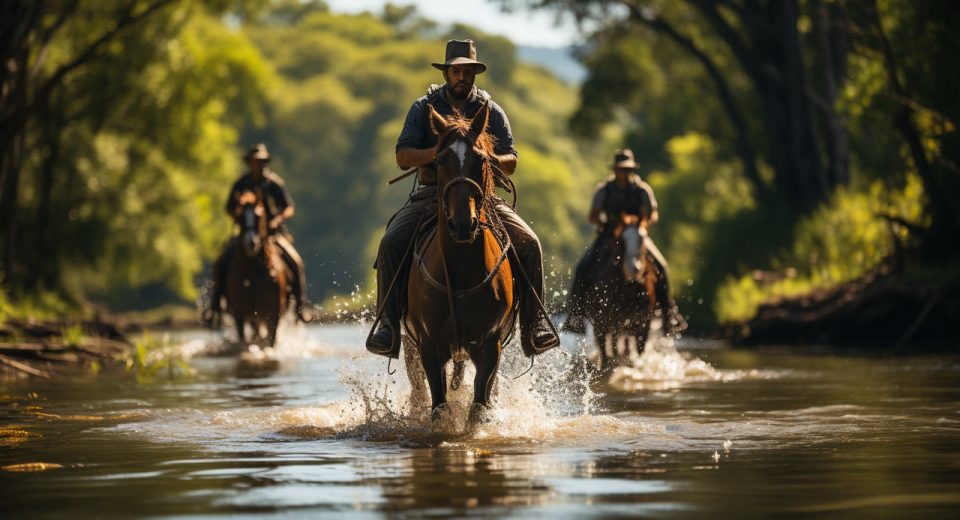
[600,181,650,234]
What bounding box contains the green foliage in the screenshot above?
[241,6,603,301]
[715,174,925,322]
[126,332,194,382]
[13,0,953,332]
[522,0,960,327]
[643,133,769,325]
[15,6,274,305]
[0,289,78,322]
[60,324,85,347]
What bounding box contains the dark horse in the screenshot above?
[404,103,517,426]
[583,226,659,371]
[223,190,289,348]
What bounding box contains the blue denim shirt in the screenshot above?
[395,85,517,185]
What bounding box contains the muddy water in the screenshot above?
[2,323,959,518]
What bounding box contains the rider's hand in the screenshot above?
[268,216,283,230]
[621,213,640,226]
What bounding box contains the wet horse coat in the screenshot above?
[404,103,518,425]
[223,190,290,348]
[583,230,658,370]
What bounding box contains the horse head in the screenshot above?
[428,103,494,244]
[236,190,266,258]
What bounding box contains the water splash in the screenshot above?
[326,339,607,445]
[606,335,778,392]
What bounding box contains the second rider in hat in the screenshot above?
[366,39,560,359]
[562,149,686,335]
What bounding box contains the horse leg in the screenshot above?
[403,339,429,416]
[468,338,502,427]
[266,315,279,348]
[634,319,650,358]
[234,315,245,345]
[419,340,449,421]
[593,326,610,373]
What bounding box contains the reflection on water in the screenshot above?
[2,322,959,518]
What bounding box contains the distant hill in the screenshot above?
[517,46,587,85]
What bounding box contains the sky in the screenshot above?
[324,0,581,48]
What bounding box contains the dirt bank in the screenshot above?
[725,262,960,350]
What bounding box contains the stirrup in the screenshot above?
[366,319,401,358]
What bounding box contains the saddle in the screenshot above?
[412,213,440,264]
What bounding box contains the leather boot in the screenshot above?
[366,317,401,358]
[521,316,560,357]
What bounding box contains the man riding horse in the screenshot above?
[204,143,311,326]
[563,149,686,336]
[366,39,559,359]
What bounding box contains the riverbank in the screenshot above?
[725,261,960,351]
[0,318,130,380]
[0,301,363,380]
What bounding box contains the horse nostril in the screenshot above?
[447,218,457,233]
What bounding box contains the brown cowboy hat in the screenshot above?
[244,143,270,161]
[431,39,487,73]
[612,148,637,170]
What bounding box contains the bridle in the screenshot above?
[417,107,515,350]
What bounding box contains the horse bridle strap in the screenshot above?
[415,219,512,299]
[438,176,484,222]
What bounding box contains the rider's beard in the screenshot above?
[447,81,472,101]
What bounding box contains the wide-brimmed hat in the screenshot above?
[612,148,637,170]
[431,39,487,73]
[244,143,270,161]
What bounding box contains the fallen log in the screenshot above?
[727,264,960,349]
[0,354,53,379]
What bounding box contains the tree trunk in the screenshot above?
[691,0,831,211]
[0,1,42,286]
[771,0,830,209]
[868,0,960,260]
[628,5,772,204]
[811,0,850,187]
[31,102,63,289]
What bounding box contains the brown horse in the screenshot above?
[404,103,517,426]
[223,190,289,348]
[582,226,659,371]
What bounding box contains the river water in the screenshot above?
[2,323,959,518]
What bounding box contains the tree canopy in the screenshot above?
[2,0,957,330]
[0,1,607,313]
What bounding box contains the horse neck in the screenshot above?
[241,203,275,267]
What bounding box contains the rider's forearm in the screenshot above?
[589,209,601,226]
[281,206,295,221]
[396,147,437,169]
[492,153,517,175]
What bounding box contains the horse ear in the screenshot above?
[469,103,490,139]
[427,104,447,135]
